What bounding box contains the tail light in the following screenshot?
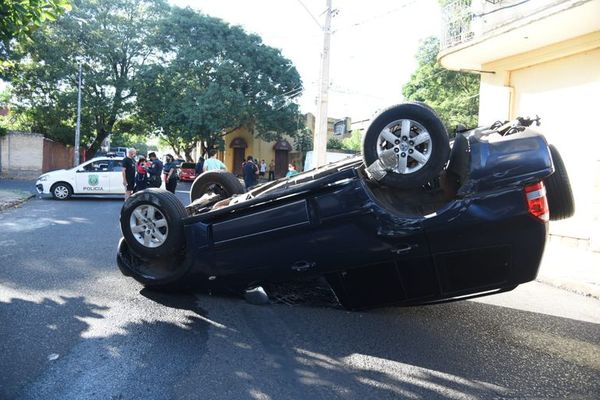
[524,182,549,222]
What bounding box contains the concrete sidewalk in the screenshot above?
[537,236,600,300]
[0,178,36,212]
[0,189,34,211]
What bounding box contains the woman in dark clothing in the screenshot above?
[134,155,149,192]
[163,154,178,194]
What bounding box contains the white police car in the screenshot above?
[36,156,127,200]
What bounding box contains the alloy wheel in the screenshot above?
[129,204,169,248]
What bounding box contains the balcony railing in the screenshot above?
[441,0,547,50]
[441,0,476,49]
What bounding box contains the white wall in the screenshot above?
[509,47,600,241]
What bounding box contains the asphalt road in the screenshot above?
[1,181,599,400]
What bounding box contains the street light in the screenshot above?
[73,17,87,167]
[74,62,82,167]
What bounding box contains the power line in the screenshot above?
[333,0,416,33]
[294,0,323,29]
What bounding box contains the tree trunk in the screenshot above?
[87,128,109,159]
[184,147,194,162]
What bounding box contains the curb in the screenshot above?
[0,193,35,212]
[536,277,600,300]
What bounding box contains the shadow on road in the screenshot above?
[2,287,598,399]
[182,293,600,399]
[0,296,107,399]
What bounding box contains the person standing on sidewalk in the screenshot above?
[259,160,267,180]
[147,152,163,188]
[163,154,178,194]
[195,156,205,175]
[122,148,137,199]
[243,155,259,190]
[133,155,149,192]
[268,160,275,181]
[203,150,227,172]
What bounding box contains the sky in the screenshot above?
[170,0,442,122]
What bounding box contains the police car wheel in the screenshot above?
[51,182,73,200]
[120,188,188,259]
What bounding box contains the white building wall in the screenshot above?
[508,47,600,242]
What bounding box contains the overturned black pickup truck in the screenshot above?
[117,103,574,310]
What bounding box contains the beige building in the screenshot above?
[209,114,351,179]
[439,0,600,248]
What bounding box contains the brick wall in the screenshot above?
[0,132,79,178]
[42,138,75,172]
[0,132,44,178]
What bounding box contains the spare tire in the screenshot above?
[544,144,575,221]
[120,188,187,259]
[363,102,450,189]
[190,170,245,203]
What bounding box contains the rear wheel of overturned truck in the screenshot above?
[190,170,246,203]
[118,188,189,288]
[363,102,450,189]
[544,144,575,221]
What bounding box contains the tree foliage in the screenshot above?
[6,2,302,159]
[135,7,302,161]
[0,0,71,69]
[294,127,312,152]
[8,0,169,155]
[402,36,480,135]
[327,137,342,150]
[341,130,362,152]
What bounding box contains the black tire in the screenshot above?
[120,188,188,259]
[363,102,450,189]
[50,182,73,200]
[116,237,190,289]
[190,170,245,203]
[544,144,575,221]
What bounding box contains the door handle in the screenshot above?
[391,244,417,254]
[291,260,316,272]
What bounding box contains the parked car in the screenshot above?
[116,103,574,309]
[178,162,197,182]
[37,155,127,199]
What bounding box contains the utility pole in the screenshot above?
[74,63,82,167]
[313,0,332,168]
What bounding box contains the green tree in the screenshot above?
[0,0,71,69]
[341,130,362,152]
[135,7,303,160]
[402,36,480,135]
[111,116,157,156]
[327,137,343,150]
[7,0,168,156]
[294,127,312,153]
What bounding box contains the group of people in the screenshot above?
[122,148,180,199]
[241,157,275,188]
[122,148,302,199]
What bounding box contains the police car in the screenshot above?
[36,156,127,200]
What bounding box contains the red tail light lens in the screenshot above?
[524,182,549,222]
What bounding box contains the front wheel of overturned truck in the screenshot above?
[118,188,189,287]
